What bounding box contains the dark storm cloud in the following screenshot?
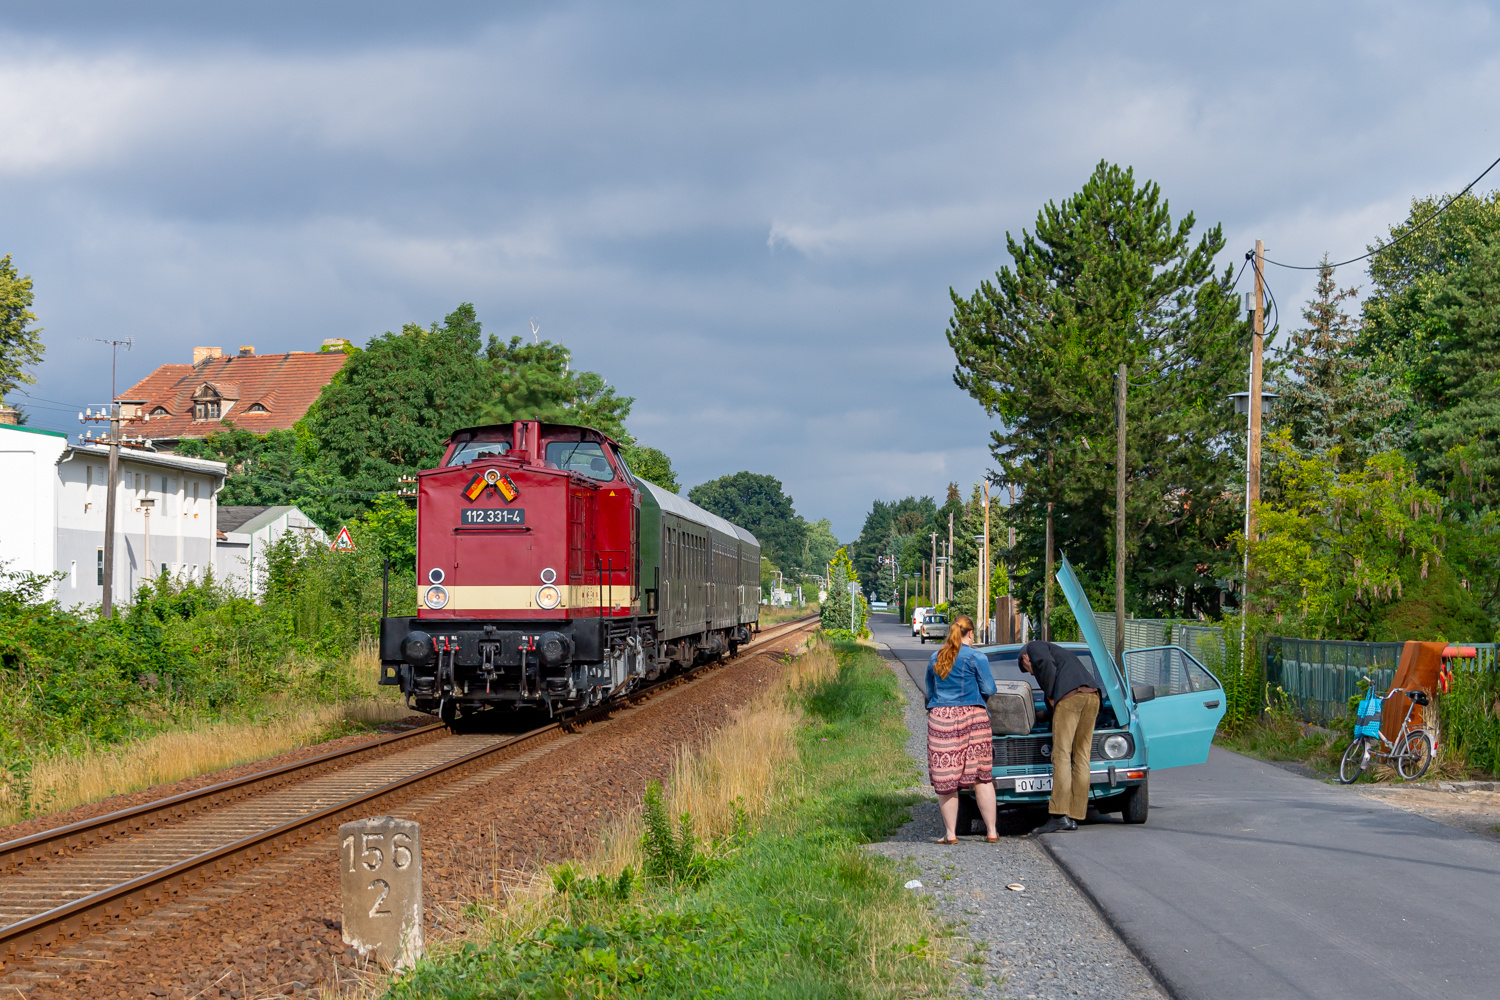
[7,1,1500,540]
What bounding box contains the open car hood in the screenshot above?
[1056,552,1134,723]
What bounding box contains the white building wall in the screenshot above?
[52,445,225,608]
[0,425,68,581]
[216,508,328,596]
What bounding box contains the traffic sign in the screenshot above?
[332,526,355,552]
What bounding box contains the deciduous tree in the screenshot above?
[0,254,43,406]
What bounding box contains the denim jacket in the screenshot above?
[925,645,997,709]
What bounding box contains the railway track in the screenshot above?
[0,614,817,974]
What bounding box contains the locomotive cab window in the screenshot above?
[446,434,512,466]
[545,441,617,482]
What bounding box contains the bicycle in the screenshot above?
[1337,677,1434,783]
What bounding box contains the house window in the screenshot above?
[97,549,104,586]
[248,403,268,413]
[193,401,220,420]
[151,406,168,416]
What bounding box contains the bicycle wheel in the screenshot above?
[1396,730,1434,781]
[1338,737,1367,784]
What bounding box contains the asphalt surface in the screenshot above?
[870,612,1500,1000]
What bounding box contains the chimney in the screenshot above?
[193,346,224,365]
[238,346,255,357]
[0,404,19,426]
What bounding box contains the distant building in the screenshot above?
[119,343,350,445]
[215,505,328,595]
[0,423,227,607]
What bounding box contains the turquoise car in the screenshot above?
[958,553,1227,827]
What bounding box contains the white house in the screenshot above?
[0,423,228,607]
[215,505,328,595]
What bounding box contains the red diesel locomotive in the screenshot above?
[378,419,762,721]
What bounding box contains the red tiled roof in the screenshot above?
[121,351,349,439]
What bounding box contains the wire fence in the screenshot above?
[1090,613,1228,669]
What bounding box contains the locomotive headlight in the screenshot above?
[1102,734,1132,760]
[539,567,557,584]
[536,585,562,610]
[423,585,449,610]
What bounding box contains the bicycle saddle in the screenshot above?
[1404,690,1430,705]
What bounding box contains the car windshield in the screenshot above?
[545,441,616,481]
[446,437,511,466]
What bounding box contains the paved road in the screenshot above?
[869,612,1500,999]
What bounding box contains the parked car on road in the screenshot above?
[910,606,931,635]
[954,553,1226,830]
[919,613,949,644]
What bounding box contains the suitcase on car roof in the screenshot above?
[986,680,1036,736]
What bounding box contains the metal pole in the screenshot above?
[929,533,937,607]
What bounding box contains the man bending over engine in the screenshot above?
[1018,640,1100,833]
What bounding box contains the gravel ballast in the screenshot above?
[868,644,1167,1000]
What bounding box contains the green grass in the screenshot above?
[386,641,946,1000]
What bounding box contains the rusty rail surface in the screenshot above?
[0,614,817,965]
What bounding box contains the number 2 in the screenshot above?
[368,879,391,918]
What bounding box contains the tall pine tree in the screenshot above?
[948,162,1246,619]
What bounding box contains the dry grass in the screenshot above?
[0,645,414,827]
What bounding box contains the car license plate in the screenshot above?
[459,508,526,527]
[1014,776,1053,793]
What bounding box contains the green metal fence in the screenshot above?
[1264,638,1500,723]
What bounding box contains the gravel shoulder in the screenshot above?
[866,643,1167,1000]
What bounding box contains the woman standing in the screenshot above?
[926,614,999,843]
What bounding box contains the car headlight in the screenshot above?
[423,585,449,610]
[536,585,562,610]
[1102,734,1131,760]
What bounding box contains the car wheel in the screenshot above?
[1121,778,1149,824]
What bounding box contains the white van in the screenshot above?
[910,606,931,635]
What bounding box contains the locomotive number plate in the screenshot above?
[459,507,526,527]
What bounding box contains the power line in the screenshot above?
[1261,152,1500,271]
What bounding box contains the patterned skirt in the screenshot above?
[927,705,994,794]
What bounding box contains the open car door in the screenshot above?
[1056,554,1226,770]
[1122,646,1226,769]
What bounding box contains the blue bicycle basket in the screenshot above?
[1355,691,1384,738]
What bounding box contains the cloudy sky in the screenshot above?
[6,1,1498,539]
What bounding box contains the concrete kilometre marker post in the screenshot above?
[339,816,424,971]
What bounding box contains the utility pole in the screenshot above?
[929,533,937,607]
[981,480,991,643]
[1115,362,1127,667]
[1241,240,1268,669]
[1247,239,1266,589]
[1044,450,1055,642]
[81,338,136,618]
[947,511,954,606]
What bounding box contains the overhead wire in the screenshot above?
[1260,151,1500,271]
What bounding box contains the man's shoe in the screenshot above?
[1033,815,1075,834]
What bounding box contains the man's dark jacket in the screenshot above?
[1021,641,1099,707]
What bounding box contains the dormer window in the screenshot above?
[194,401,221,420]
[247,403,268,413]
[151,406,169,416]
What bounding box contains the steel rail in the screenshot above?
[0,722,449,877]
[0,614,817,964]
